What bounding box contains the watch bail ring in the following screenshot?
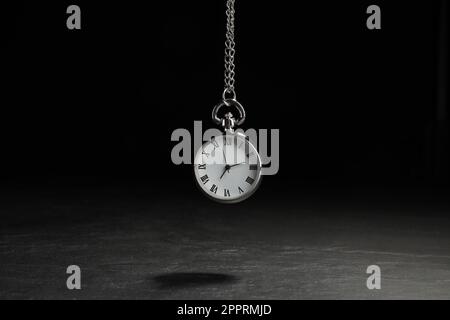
[212,99,246,128]
[222,88,237,101]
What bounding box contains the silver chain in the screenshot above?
[223,0,236,100]
[213,0,246,129]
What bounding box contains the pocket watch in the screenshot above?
[193,0,262,203]
[194,99,262,203]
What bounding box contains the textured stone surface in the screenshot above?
[1,186,450,299]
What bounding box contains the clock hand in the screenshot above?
[219,165,231,179]
[220,163,245,180]
[228,162,245,169]
[222,148,227,165]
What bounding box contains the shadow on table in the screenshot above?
[152,272,239,289]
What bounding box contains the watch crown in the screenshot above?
[221,112,236,131]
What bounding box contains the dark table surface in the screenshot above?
[1,183,450,299]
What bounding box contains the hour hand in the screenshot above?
[219,165,230,179]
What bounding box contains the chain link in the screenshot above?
[223,0,236,100]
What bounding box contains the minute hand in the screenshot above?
[228,162,245,169]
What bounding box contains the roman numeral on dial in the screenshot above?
[224,189,231,197]
[245,177,255,185]
[198,164,206,170]
[200,175,209,184]
[223,137,232,145]
[210,184,218,194]
[211,138,219,148]
[238,187,244,194]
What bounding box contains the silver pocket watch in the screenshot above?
[194,98,262,203]
[193,0,262,203]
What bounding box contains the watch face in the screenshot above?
[194,133,262,203]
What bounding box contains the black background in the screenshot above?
[2,0,450,301]
[2,0,449,191]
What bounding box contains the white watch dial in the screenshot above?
[194,133,262,203]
